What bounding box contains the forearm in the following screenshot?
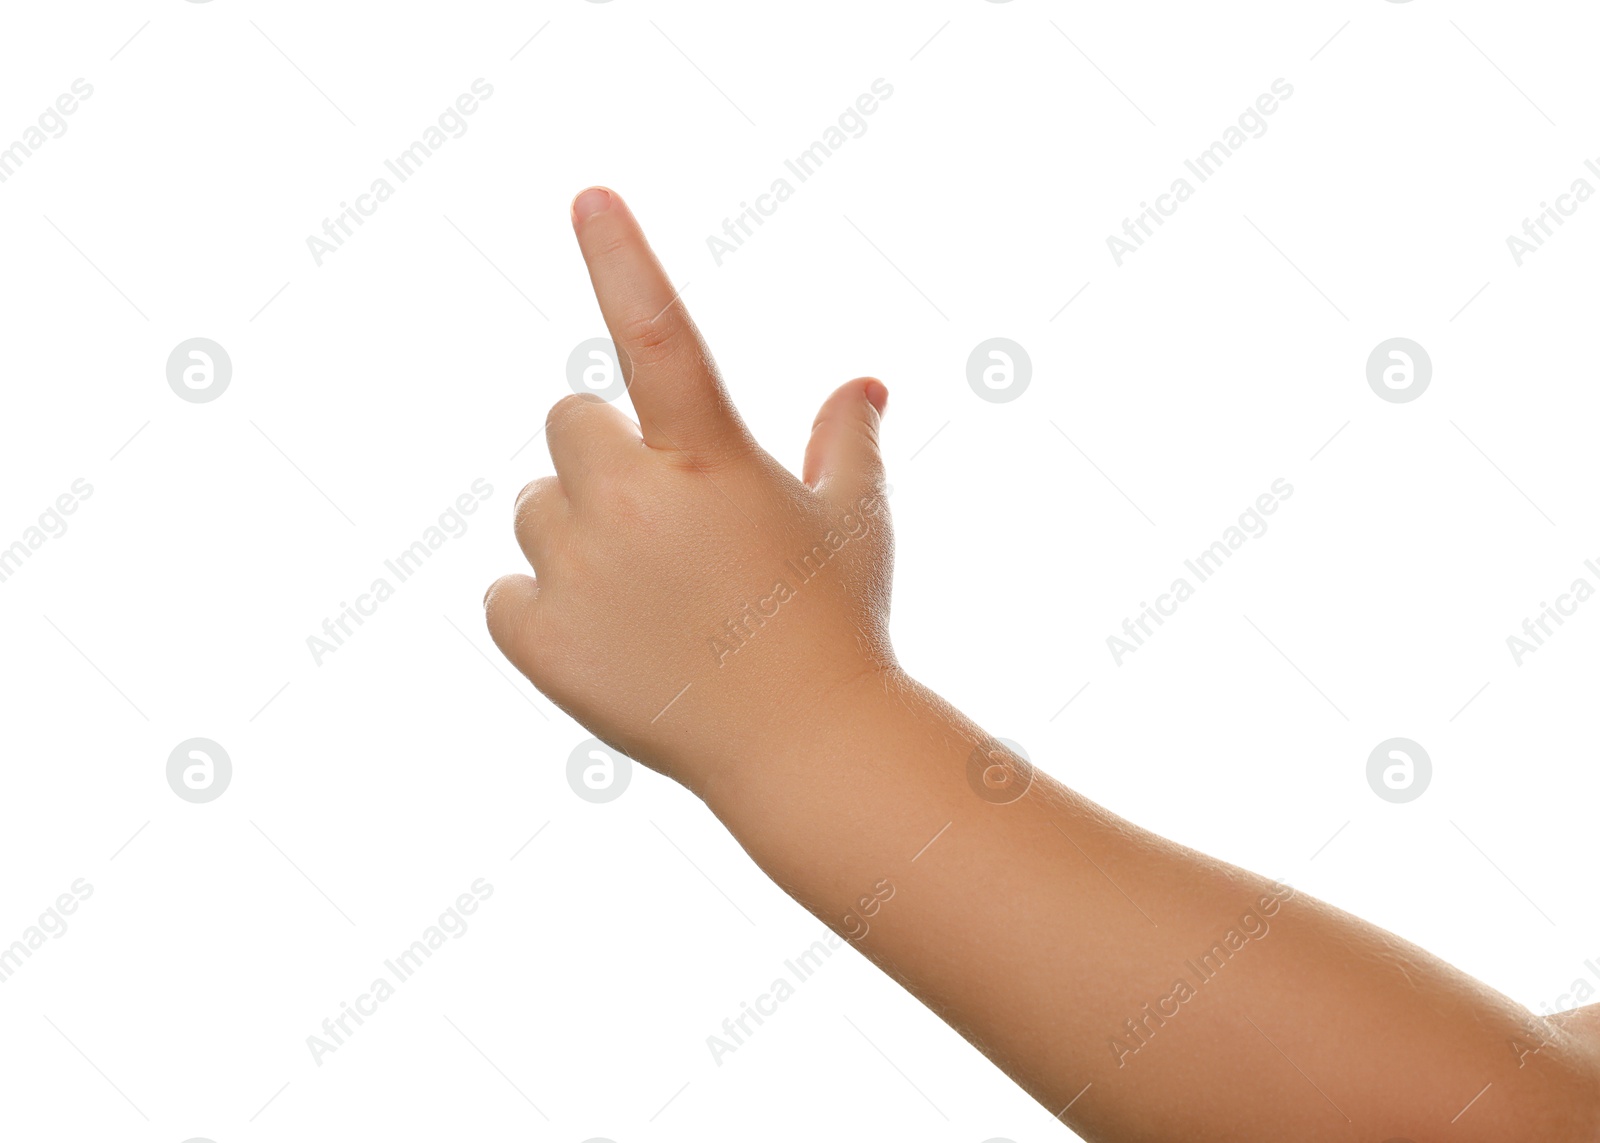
[702,669,1600,1141]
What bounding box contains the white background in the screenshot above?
[1,2,1597,1140]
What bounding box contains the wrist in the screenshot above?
[695,663,984,848]
[692,659,895,801]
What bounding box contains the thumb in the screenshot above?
[803,377,889,498]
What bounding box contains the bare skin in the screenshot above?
[485,186,1600,1141]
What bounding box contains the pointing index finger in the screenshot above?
[570,187,741,452]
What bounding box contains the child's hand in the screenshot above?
[486,187,896,796]
[483,189,1600,1143]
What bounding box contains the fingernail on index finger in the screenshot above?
[572,186,613,224]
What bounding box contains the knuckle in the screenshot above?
[484,575,532,638]
[485,584,547,674]
[513,477,561,529]
[616,311,684,363]
[681,436,750,477]
[483,574,524,617]
[590,230,634,263]
[545,392,598,435]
